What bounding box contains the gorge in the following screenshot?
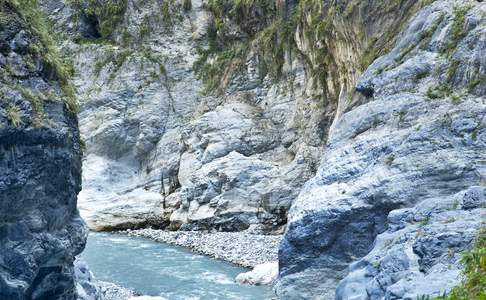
[1,0,485,299]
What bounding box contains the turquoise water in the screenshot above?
[82,232,274,300]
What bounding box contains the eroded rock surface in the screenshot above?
[41,0,324,232]
[0,2,86,298]
[277,1,486,298]
[38,0,427,234]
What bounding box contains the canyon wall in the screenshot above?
[42,0,327,232]
[41,0,424,234]
[0,1,86,298]
[278,0,486,298]
[34,0,486,299]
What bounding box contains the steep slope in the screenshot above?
[41,0,322,232]
[30,0,486,299]
[277,0,486,298]
[0,0,86,298]
[41,0,424,233]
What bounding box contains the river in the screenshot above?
[82,232,274,299]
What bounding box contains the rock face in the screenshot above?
[40,0,326,232]
[0,1,86,299]
[34,0,486,298]
[277,0,486,299]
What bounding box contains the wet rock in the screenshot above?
[96,281,136,300]
[75,258,100,300]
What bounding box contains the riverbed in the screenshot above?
[82,232,274,299]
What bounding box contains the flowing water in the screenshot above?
[82,232,274,300]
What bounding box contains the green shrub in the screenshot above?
[6,105,22,127]
[414,70,430,82]
[426,85,451,99]
[421,0,436,7]
[435,230,486,300]
[385,154,395,165]
[72,0,127,39]
[194,0,278,93]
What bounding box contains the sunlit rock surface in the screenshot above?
[41,0,323,232]
[277,1,486,298]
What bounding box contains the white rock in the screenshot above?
[235,261,279,285]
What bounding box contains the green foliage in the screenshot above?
[93,46,167,87]
[299,0,333,88]
[385,154,396,165]
[443,217,456,224]
[194,43,248,93]
[469,74,486,91]
[414,69,430,82]
[360,47,378,72]
[450,93,461,105]
[194,0,277,93]
[94,47,134,81]
[398,110,407,124]
[426,84,451,99]
[7,0,78,113]
[183,0,191,12]
[446,59,460,81]
[72,0,127,39]
[417,216,431,226]
[139,15,151,38]
[443,6,470,57]
[140,47,166,77]
[196,0,420,97]
[160,1,172,26]
[255,14,298,79]
[434,230,486,300]
[420,0,437,7]
[6,105,22,127]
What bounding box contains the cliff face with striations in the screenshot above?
[278,0,486,298]
[41,0,328,232]
[0,0,86,299]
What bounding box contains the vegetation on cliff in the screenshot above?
[194,0,422,99]
[437,230,486,300]
[2,0,78,113]
[70,0,127,39]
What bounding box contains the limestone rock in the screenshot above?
[235,261,279,286]
[40,0,322,232]
[277,1,486,298]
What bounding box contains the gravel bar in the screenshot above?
[125,228,282,268]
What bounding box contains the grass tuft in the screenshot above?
[8,0,78,113]
[6,105,22,127]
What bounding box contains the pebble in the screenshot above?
[126,228,282,268]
